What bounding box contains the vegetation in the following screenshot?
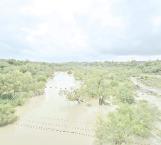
[137,60,161,74]
[95,102,158,145]
[139,75,161,89]
[0,59,53,126]
[64,64,136,104]
[57,60,161,145]
[1,59,161,144]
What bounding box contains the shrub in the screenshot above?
[95,102,157,145]
[0,105,17,126]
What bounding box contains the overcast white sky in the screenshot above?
[1,0,161,62]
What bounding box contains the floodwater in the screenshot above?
[0,72,113,145]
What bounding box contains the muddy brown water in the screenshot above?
[0,72,114,145]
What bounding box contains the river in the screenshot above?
[0,72,110,145]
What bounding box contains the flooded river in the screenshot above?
[0,72,110,145]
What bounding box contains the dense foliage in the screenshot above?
[0,59,53,126]
[95,102,157,145]
[65,65,135,104]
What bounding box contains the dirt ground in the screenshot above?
[131,77,161,145]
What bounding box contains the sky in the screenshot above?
[0,0,161,62]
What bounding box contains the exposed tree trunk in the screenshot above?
[99,96,104,105]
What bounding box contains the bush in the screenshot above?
[0,59,53,126]
[0,105,17,126]
[67,66,135,104]
[95,102,157,145]
[114,83,135,104]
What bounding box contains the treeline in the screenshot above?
[137,60,161,74]
[57,60,161,74]
[0,59,53,126]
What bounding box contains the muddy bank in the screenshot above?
[131,77,161,145]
